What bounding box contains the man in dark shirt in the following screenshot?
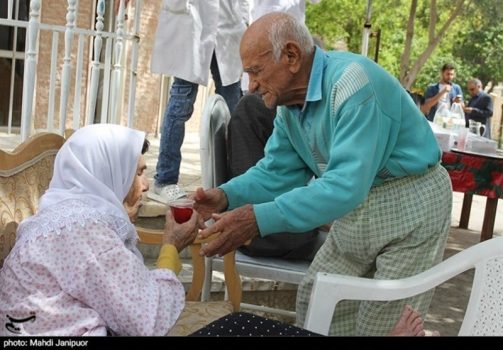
[464,78,493,138]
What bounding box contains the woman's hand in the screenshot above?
[162,209,199,252]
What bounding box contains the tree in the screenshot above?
[305,0,476,89]
[399,0,470,89]
[452,0,503,89]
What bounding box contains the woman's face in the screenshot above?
[123,155,149,222]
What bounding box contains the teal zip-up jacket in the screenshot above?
[220,47,441,236]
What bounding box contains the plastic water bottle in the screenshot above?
[433,103,450,128]
[450,99,466,132]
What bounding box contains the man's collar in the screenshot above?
[286,46,325,114]
[305,46,325,103]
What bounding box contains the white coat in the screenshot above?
[251,0,311,24]
[151,0,248,87]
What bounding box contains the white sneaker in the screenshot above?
[147,184,187,204]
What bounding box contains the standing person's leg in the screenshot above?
[296,225,373,335]
[296,165,452,335]
[149,77,198,203]
[355,165,451,335]
[209,53,241,113]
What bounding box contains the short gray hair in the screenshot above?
[267,14,314,62]
[468,78,482,87]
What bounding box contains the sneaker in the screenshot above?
[147,184,187,204]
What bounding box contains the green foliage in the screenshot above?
[305,0,365,52]
[453,1,503,89]
[305,0,503,93]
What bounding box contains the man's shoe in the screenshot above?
[147,184,187,204]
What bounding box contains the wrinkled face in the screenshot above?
[124,154,149,222]
[241,44,293,109]
[441,69,455,84]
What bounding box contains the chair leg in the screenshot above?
[201,257,214,301]
[186,244,205,301]
[223,251,242,311]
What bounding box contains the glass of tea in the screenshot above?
[169,198,194,224]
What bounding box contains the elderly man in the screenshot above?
[194,12,452,335]
[464,78,494,139]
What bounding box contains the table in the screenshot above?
[441,150,503,241]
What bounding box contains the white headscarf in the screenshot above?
[18,124,145,257]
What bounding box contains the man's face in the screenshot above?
[441,69,455,84]
[467,83,480,97]
[241,45,293,109]
[124,154,149,223]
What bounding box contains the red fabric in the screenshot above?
[441,151,503,199]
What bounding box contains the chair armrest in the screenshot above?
[136,226,220,245]
[304,238,503,335]
[136,225,241,310]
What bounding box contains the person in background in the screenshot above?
[464,78,493,139]
[0,124,200,336]
[148,0,248,204]
[423,63,463,121]
[193,12,452,336]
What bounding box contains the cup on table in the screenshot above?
[455,127,469,151]
[169,198,194,224]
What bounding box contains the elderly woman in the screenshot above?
[0,124,199,336]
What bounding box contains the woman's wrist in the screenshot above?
[156,244,182,274]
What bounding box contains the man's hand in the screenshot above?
[162,209,199,252]
[463,106,473,113]
[199,204,259,257]
[191,187,228,221]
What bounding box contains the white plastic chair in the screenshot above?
[199,94,315,317]
[303,236,503,336]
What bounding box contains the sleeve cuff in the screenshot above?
[156,244,182,275]
[219,183,238,210]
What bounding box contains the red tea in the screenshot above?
[171,206,193,224]
[169,198,194,224]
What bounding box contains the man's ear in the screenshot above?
[282,42,302,73]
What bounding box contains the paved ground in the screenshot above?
[424,227,480,336]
